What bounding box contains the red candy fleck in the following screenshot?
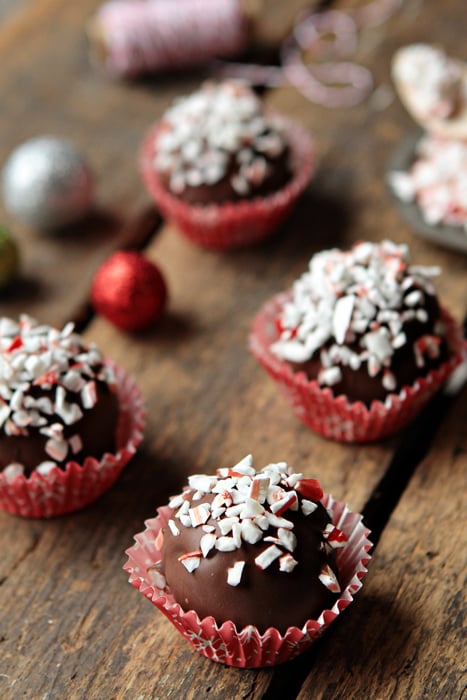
[296,478,323,502]
[274,318,284,336]
[326,526,348,548]
[227,469,246,478]
[274,318,298,339]
[178,550,202,561]
[33,369,59,386]
[6,336,22,352]
[271,491,298,516]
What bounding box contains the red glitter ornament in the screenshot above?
[91,250,167,331]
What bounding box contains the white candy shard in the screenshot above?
[279,553,298,572]
[255,545,282,570]
[200,533,217,557]
[227,560,245,587]
[168,519,180,536]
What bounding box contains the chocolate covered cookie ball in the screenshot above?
[153,80,291,206]
[0,316,119,477]
[271,240,448,405]
[159,456,345,634]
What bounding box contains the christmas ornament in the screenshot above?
[2,137,94,230]
[0,225,19,289]
[91,250,168,331]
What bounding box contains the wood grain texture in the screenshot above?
[0,0,465,698]
[0,0,196,326]
[296,386,467,700]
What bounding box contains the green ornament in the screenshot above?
[0,225,19,289]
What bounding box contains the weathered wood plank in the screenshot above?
[296,385,467,700]
[0,0,465,698]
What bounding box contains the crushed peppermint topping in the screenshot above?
[392,44,466,121]
[0,315,116,470]
[271,240,443,389]
[154,80,287,197]
[165,455,345,589]
[388,135,467,231]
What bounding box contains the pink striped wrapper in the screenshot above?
[250,292,465,443]
[124,494,372,668]
[140,115,315,249]
[0,362,145,518]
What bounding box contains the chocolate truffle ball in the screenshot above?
[153,80,291,206]
[160,456,345,634]
[271,240,448,405]
[0,316,119,477]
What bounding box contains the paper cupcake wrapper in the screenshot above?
[124,495,372,668]
[140,114,315,250]
[0,362,145,518]
[250,292,465,443]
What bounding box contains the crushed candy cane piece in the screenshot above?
[301,499,318,516]
[189,503,211,527]
[168,519,180,537]
[319,564,341,592]
[279,553,298,572]
[178,551,202,573]
[323,524,348,548]
[200,533,217,557]
[297,479,323,502]
[255,544,282,570]
[227,560,245,586]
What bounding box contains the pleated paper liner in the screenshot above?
[0,362,145,518]
[124,495,372,668]
[250,292,465,443]
[140,114,315,250]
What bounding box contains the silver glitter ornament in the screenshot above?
[2,137,94,230]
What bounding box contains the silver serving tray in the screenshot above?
[386,131,467,254]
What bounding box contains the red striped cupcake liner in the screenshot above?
[140,114,315,250]
[250,292,465,442]
[124,494,372,668]
[0,362,145,518]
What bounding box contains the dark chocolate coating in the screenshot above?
[160,144,291,205]
[161,494,339,634]
[291,289,447,406]
[0,383,120,475]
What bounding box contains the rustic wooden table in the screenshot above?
[0,1,465,698]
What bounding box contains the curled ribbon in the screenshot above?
[92,0,403,107]
[215,0,404,107]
